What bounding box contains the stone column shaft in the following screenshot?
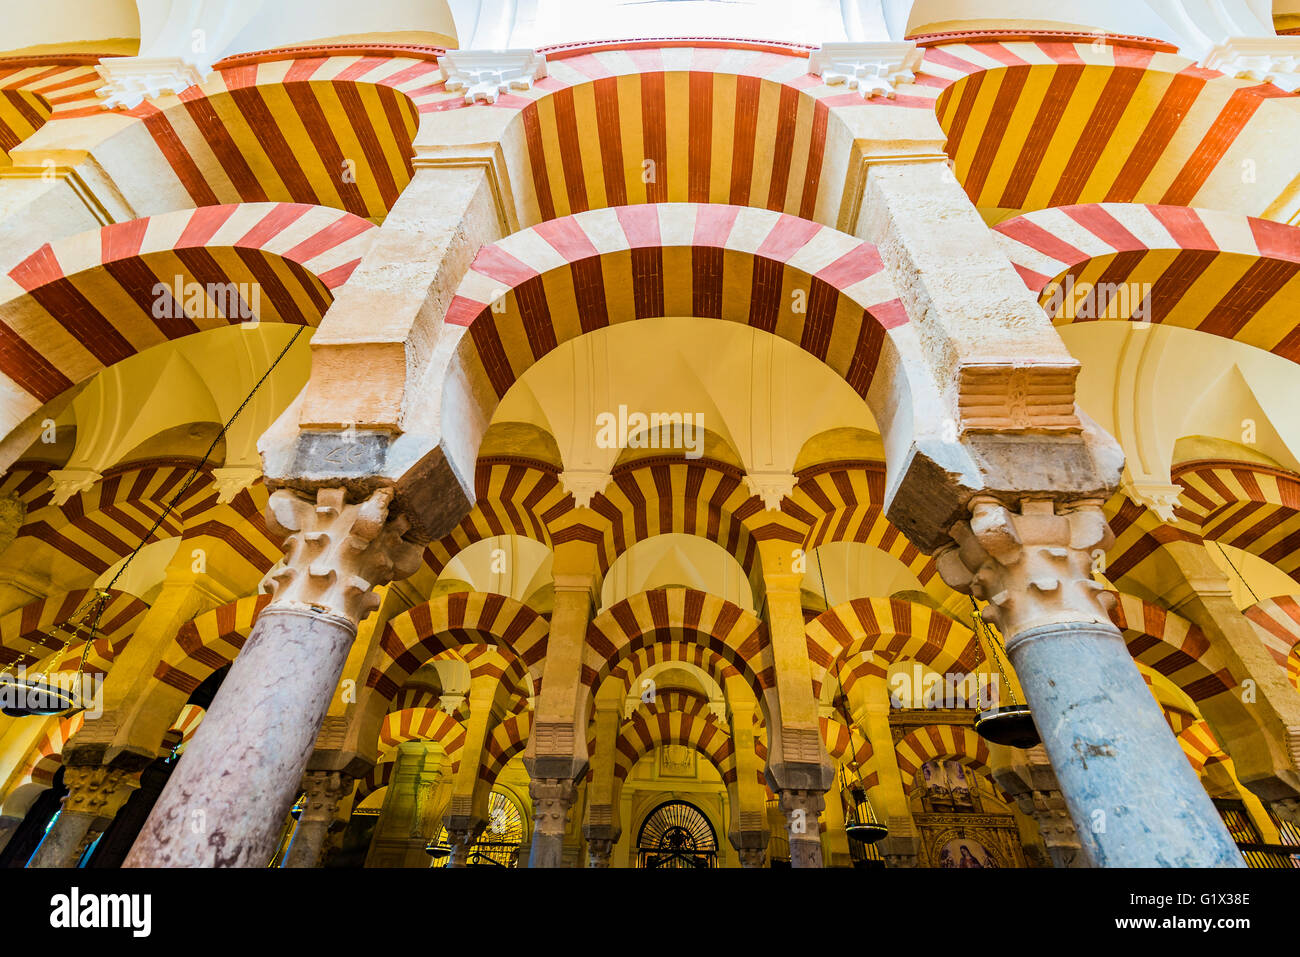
[125,488,420,868]
[528,777,576,869]
[939,497,1243,868]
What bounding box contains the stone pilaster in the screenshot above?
[29,765,139,868]
[282,771,353,869]
[937,497,1244,867]
[125,488,421,868]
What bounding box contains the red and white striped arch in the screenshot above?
[0,202,375,424]
[922,39,1293,213]
[445,202,906,406]
[995,204,1300,358]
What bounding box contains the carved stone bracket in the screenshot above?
[744,470,797,511]
[1120,475,1183,523]
[808,41,923,99]
[559,468,611,509]
[48,468,102,506]
[441,50,548,104]
[1200,38,1300,92]
[211,465,262,504]
[95,56,205,110]
[935,497,1116,638]
[264,487,423,627]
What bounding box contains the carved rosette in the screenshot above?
[62,766,141,823]
[264,487,423,627]
[935,497,1116,640]
[529,777,577,838]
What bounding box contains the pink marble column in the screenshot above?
[125,489,419,868]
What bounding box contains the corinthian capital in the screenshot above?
[62,766,141,822]
[529,777,577,838]
[935,497,1116,639]
[265,488,423,626]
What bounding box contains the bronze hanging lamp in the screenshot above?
[968,598,1040,748]
[0,590,109,718]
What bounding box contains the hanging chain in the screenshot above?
[969,597,1019,708]
[0,326,305,692]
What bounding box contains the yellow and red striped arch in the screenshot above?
[367,591,550,701]
[996,204,1300,359]
[0,58,103,162]
[1107,591,1239,702]
[1174,460,1300,582]
[0,587,146,673]
[894,724,991,789]
[153,593,271,695]
[1242,595,1300,690]
[927,40,1291,214]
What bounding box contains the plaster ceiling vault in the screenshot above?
[0,0,1296,879]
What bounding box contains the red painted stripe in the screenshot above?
[798,99,828,220]
[1148,205,1215,251]
[141,107,220,207]
[471,244,540,287]
[1161,87,1269,207]
[284,213,373,262]
[1249,218,1300,264]
[999,63,1083,209]
[521,104,556,222]
[1050,66,1144,207]
[756,214,821,261]
[687,72,713,204]
[230,86,321,206]
[235,204,312,249]
[616,205,661,248]
[592,77,627,208]
[693,204,739,247]
[1106,71,1203,202]
[98,217,150,264]
[764,84,799,211]
[534,216,598,260]
[8,243,63,290]
[283,81,365,214]
[175,204,239,249]
[996,216,1087,268]
[728,75,761,206]
[815,244,883,289]
[552,86,590,215]
[640,72,668,204]
[1065,204,1143,251]
[333,80,401,211]
[964,64,1029,203]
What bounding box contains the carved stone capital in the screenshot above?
[1200,38,1300,92]
[297,770,352,826]
[62,766,140,823]
[1120,476,1182,523]
[777,788,825,839]
[48,468,102,506]
[935,497,1116,639]
[586,837,614,868]
[211,465,262,504]
[264,487,423,626]
[737,846,767,868]
[529,777,577,838]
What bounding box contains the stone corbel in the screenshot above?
[1200,38,1300,93]
[559,468,611,509]
[441,50,548,105]
[1119,474,1183,523]
[95,57,206,110]
[808,41,923,99]
[264,487,424,627]
[211,465,262,504]
[743,470,797,512]
[48,468,102,506]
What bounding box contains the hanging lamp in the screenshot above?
[0,590,109,718]
[968,598,1040,749]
